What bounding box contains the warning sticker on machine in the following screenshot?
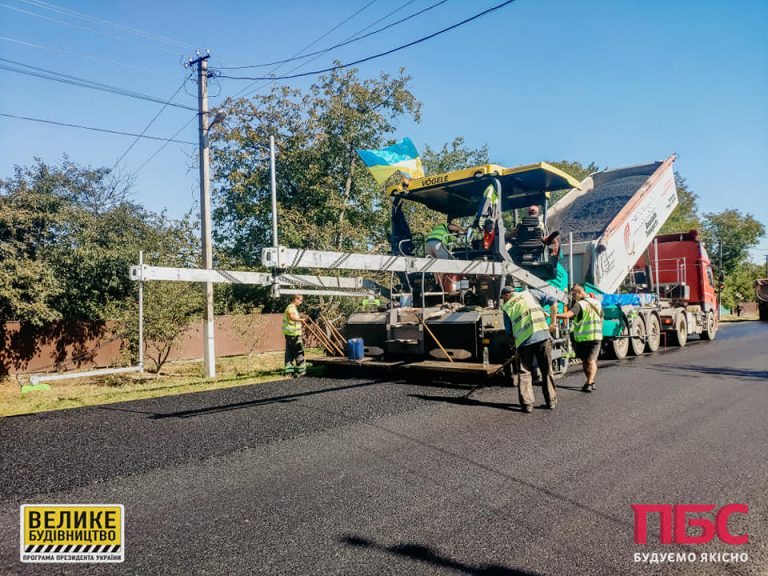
[20,504,124,563]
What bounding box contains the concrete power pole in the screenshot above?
[189,52,216,379]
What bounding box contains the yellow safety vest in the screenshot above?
[282,304,302,337]
[427,223,453,246]
[573,297,603,342]
[502,291,549,348]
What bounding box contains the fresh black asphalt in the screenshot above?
[1,321,766,575]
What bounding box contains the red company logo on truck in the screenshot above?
[632,504,748,545]
[623,222,634,256]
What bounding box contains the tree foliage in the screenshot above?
[719,261,764,309]
[702,209,765,275]
[210,66,421,266]
[660,174,702,234]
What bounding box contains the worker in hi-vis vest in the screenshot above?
[556,284,603,392]
[282,294,306,377]
[425,219,467,289]
[501,286,558,413]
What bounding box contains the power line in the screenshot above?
[232,0,381,98]
[132,116,197,177]
[0,57,197,111]
[14,0,196,50]
[0,2,185,57]
[0,112,197,144]
[110,74,193,172]
[0,34,176,77]
[218,0,447,70]
[265,0,423,87]
[217,0,516,82]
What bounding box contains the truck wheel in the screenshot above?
[701,311,717,341]
[669,315,688,347]
[629,317,646,356]
[605,335,629,360]
[759,304,768,321]
[645,314,661,353]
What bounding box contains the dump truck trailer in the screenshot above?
[549,155,718,357]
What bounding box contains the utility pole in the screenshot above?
[189,51,215,379]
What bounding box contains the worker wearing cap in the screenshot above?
[557,285,603,392]
[282,294,306,377]
[501,286,558,412]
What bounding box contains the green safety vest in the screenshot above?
[427,223,453,246]
[502,291,549,348]
[573,297,603,342]
[282,303,302,336]
[483,184,498,204]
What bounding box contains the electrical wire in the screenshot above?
[14,0,196,50]
[265,0,423,86]
[0,34,176,77]
[0,57,197,111]
[231,0,380,98]
[0,2,185,57]
[110,74,193,172]
[0,112,197,144]
[132,115,197,176]
[216,0,516,82]
[218,0,446,70]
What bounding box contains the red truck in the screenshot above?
[632,230,719,346]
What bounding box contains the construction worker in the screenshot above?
[511,205,560,258]
[557,284,603,392]
[501,285,558,412]
[425,219,467,288]
[425,219,464,259]
[282,294,306,377]
[361,295,382,310]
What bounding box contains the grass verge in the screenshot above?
[1,351,325,418]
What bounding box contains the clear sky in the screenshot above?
[1,0,767,261]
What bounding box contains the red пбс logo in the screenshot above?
[632,504,748,545]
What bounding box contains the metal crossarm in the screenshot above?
[130,265,365,289]
[261,247,565,301]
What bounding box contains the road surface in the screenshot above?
[1,321,766,575]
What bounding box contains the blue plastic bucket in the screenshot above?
[347,338,364,360]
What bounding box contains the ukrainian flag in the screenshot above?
[356,138,425,186]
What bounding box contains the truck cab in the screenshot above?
[631,230,718,312]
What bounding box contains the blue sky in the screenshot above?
[1,0,767,261]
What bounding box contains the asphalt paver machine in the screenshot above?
[262,162,581,380]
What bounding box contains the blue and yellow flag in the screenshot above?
[356,138,425,186]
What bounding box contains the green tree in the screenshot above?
[702,209,765,275]
[210,66,421,265]
[108,215,203,373]
[0,157,134,324]
[720,261,763,310]
[422,137,488,175]
[660,174,702,234]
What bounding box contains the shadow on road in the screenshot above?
[97,380,386,419]
[651,364,768,380]
[409,393,527,412]
[340,535,540,575]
